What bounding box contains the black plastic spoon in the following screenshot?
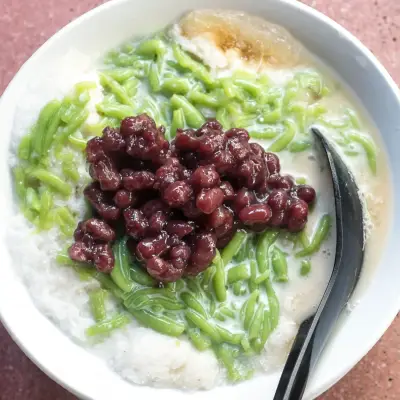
[273,127,365,400]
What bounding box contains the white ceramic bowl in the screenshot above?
[0,0,399,399]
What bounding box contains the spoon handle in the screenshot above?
[273,284,346,399]
[273,128,364,400]
[273,316,314,399]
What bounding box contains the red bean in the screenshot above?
[125,134,146,158]
[295,185,316,204]
[113,189,137,209]
[121,169,155,191]
[250,142,265,157]
[210,150,236,174]
[197,119,223,135]
[163,181,193,207]
[207,205,231,229]
[227,137,251,161]
[267,174,280,188]
[81,218,116,242]
[123,208,149,239]
[92,155,121,191]
[268,189,290,212]
[166,221,194,238]
[136,232,169,260]
[84,182,120,221]
[155,147,175,166]
[167,234,182,247]
[141,199,170,219]
[174,129,199,151]
[102,127,125,151]
[120,114,156,136]
[68,242,93,263]
[86,137,106,163]
[146,256,185,282]
[198,127,227,156]
[268,174,294,190]
[264,152,280,175]
[169,244,191,269]
[148,211,167,234]
[287,199,308,232]
[154,158,183,190]
[182,198,203,219]
[225,128,249,141]
[214,211,234,238]
[198,136,225,156]
[187,233,217,275]
[190,165,220,189]
[234,188,256,213]
[269,210,286,227]
[92,243,114,273]
[239,204,272,225]
[236,155,265,189]
[125,126,168,161]
[73,222,84,242]
[196,188,224,214]
[219,181,235,201]
[280,175,295,189]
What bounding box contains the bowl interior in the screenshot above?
[0,0,399,399]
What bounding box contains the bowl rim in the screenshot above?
[0,0,399,399]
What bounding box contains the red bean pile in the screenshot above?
[68,114,316,282]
